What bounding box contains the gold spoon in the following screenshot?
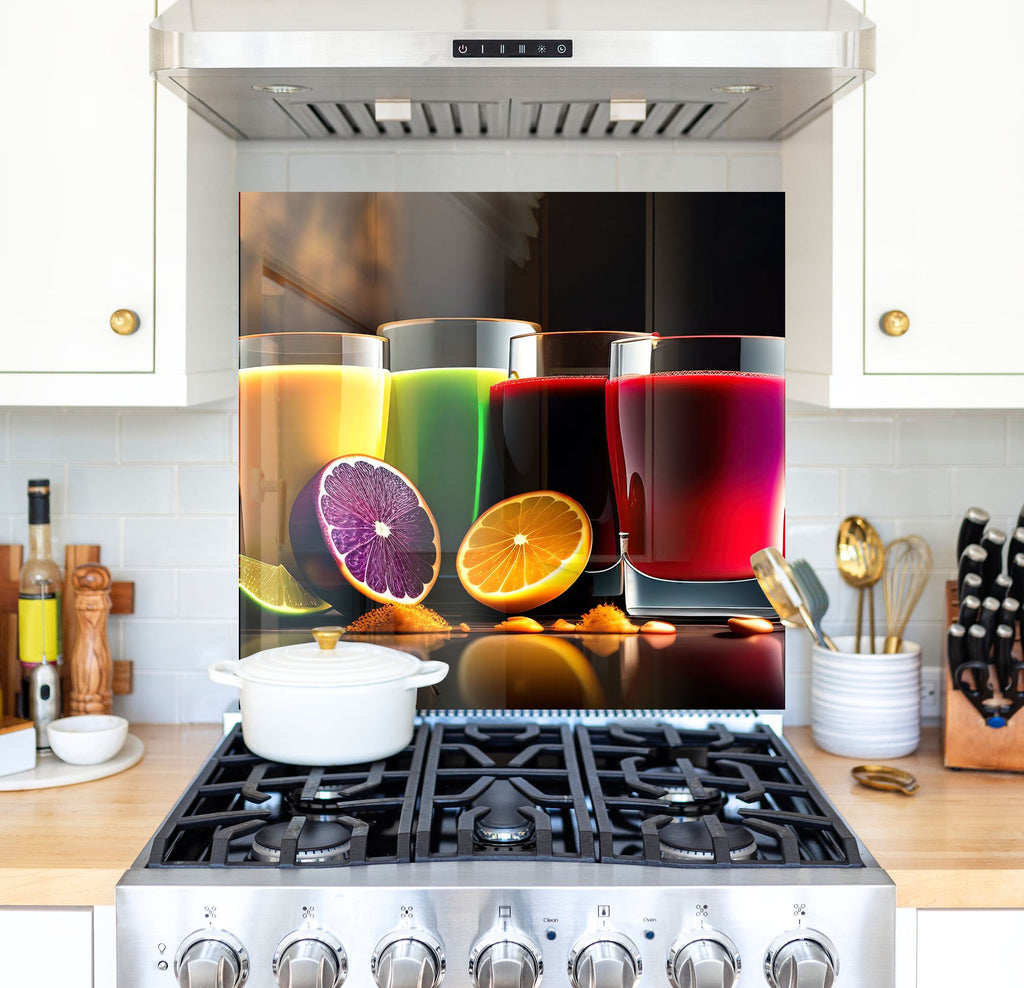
[750,547,839,651]
[836,516,886,653]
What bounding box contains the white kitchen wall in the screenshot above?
[2,141,1015,723]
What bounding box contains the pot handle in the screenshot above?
[209,660,242,689]
[404,660,449,691]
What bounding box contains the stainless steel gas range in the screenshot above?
[116,714,894,988]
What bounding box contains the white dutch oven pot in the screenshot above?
[209,627,448,765]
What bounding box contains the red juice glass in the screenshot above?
[491,331,650,570]
[606,336,785,582]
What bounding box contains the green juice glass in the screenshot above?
[378,318,541,566]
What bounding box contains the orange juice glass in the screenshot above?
[239,333,390,566]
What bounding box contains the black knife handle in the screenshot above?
[978,596,1002,649]
[958,594,982,629]
[947,623,967,690]
[995,624,1016,694]
[990,573,1014,603]
[958,507,990,562]
[981,528,1008,588]
[1016,503,1024,536]
[959,545,989,598]
[1011,552,1024,603]
[997,596,1020,631]
[966,623,993,697]
[959,572,984,604]
[1009,527,1024,567]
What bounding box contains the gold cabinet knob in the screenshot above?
[880,310,910,337]
[109,309,140,336]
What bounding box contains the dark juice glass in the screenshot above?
[607,336,785,582]
[492,331,650,571]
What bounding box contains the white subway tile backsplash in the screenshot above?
[122,619,236,672]
[9,412,117,462]
[180,465,237,515]
[899,414,1006,466]
[0,464,67,514]
[787,415,893,466]
[180,672,239,724]
[950,467,1024,524]
[123,517,235,568]
[843,468,952,519]
[121,412,230,463]
[113,671,181,724]
[785,470,840,519]
[68,465,176,515]
[617,153,728,191]
[118,568,180,619]
[179,568,239,619]
[1008,417,1024,465]
[48,517,124,567]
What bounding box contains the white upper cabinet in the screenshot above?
[784,0,1024,408]
[0,1,237,406]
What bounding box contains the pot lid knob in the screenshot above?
[311,627,344,651]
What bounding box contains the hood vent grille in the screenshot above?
[282,100,508,139]
[280,98,736,140]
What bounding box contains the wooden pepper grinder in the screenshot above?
[69,564,113,715]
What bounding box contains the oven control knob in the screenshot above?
[372,932,446,988]
[568,934,642,988]
[764,931,838,988]
[668,932,740,988]
[174,930,249,988]
[273,931,347,988]
[470,935,543,988]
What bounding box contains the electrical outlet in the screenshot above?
[920,667,942,720]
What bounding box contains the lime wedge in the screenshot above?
[239,555,332,615]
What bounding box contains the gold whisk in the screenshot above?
[882,535,933,654]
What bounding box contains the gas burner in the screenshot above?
[472,780,536,845]
[658,821,757,863]
[656,784,727,817]
[251,820,352,864]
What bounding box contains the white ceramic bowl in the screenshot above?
[47,715,129,765]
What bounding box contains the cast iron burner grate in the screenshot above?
[141,721,862,870]
[575,722,863,867]
[146,724,428,867]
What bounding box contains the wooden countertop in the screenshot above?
[0,724,222,907]
[1,724,1021,909]
[786,726,1024,909]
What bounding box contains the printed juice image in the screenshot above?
[606,370,784,581]
[239,363,390,565]
[490,374,620,568]
[385,366,505,553]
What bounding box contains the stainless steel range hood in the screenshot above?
[151,0,874,142]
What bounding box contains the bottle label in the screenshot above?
[18,594,62,666]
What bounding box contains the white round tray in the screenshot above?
[0,733,144,791]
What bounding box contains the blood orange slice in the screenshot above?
[291,456,440,605]
[456,491,592,613]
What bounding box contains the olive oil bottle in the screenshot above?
[18,479,62,732]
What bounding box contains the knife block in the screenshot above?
[943,580,1024,772]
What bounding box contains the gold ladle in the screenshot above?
[836,516,886,653]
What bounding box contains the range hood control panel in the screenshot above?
[452,40,573,58]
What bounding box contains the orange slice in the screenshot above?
[456,491,592,613]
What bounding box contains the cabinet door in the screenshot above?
[0,907,94,988]
[0,0,154,373]
[863,0,1024,375]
